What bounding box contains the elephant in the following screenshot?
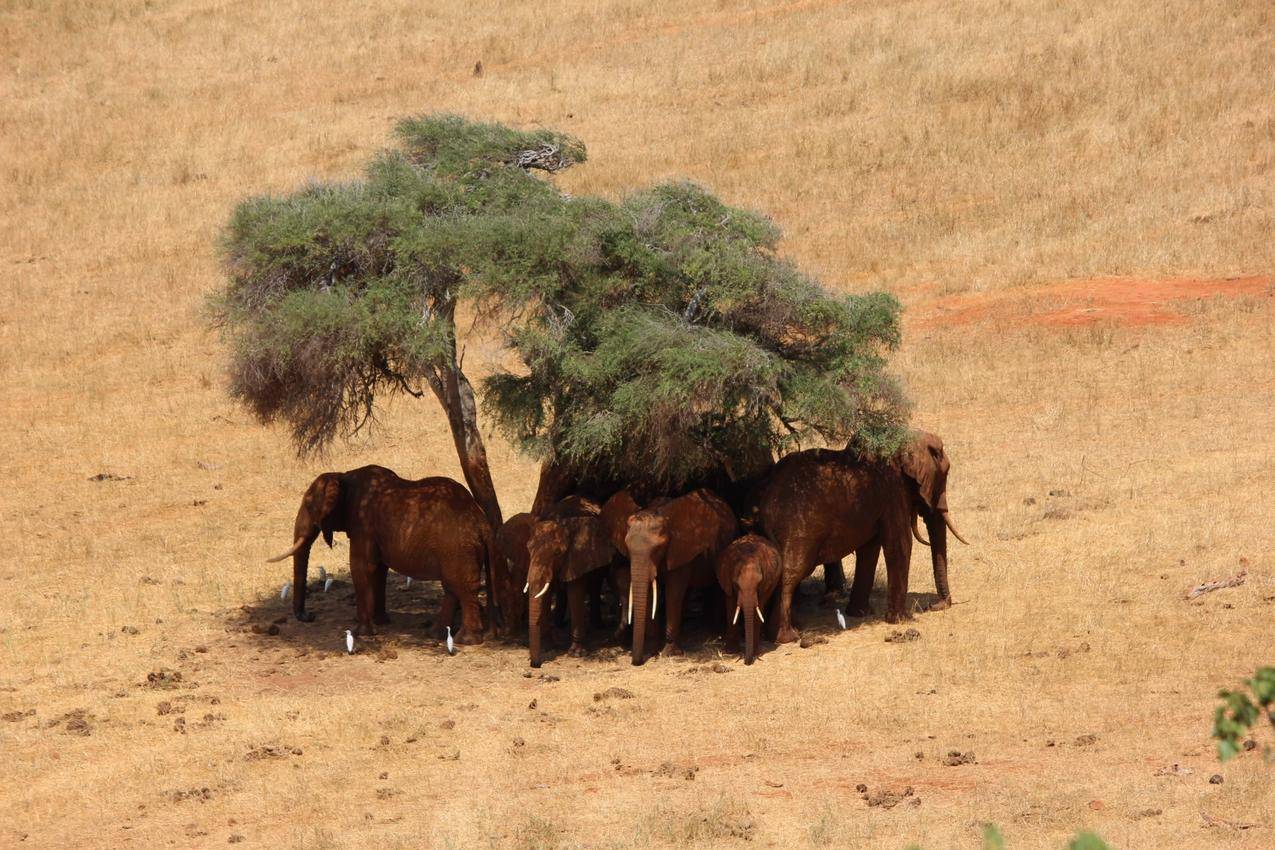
[267,465,499,642]
[525,512,615,667]
[624,489,738,665]
[715,533,781,665]
[496,512,536,633]
[753,431,967,642]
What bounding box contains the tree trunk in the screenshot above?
[422,299,503,533]
[531,458,575,516]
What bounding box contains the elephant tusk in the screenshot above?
[266,537,305,563]
[523,582,530,593]
[651,579,658,618]
[627,584,633,625]
[912,516,930,546]
[732,605,740,625]
[755,606,765,624]
[534,583,550,599]
[943,511,970,545]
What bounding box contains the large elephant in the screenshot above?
[715,533,781,665]
[754,431,967,642]
[267,465,498,642]
[624,489,738,665]
[525,513,615,667]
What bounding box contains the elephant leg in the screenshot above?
[847,538,881,617]
[350,548,377,636]
[373,563,391,625]
[773,541,811,644]
[823,561,846,594]
[587,572,606,630]
[883,531,913,624]
[435,591,458,638]
[566,580,589,657]
[450,564,486,645]
[661,571,690,656]
[723,588,740,653]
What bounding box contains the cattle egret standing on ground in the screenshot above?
[405,576,413,588]
[445,626,455,655]
[324,577,334,593]
[345,629,355,654]
[281,582,291,601]
[836,609,847,630]
[318,566,328,584]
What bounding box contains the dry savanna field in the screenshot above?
[3,0,1274,847]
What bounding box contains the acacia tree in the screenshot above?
[212,113,909,527]
[211,115,585,529]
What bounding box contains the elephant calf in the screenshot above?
[715,534,781,665]
[268,465,498,642]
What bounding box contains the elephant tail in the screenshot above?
[266,537,306,563]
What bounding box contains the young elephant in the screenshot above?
[267,465,497,642]
[624,489,738,665]
[525,514,615,667]
[715,534,781,665]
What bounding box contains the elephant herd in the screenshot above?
[268,432,966,666]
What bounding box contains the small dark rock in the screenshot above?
[942,750,975,766]
[379,735,391,746]
[884,628,921,643]
[855,783,868,793]
[528,699,537,709]
[799,635,828,648]
[710,662,731,673]
[512,737,525,748]
[541,674,560,683]
[228,835,244,844]
[439,720,455,730]
[1022,497,1036,506]
[1209,774,1223,785]
[1074,734,1098,747]
[1243,739,1257,752]
[121,625,139,635]
[1048,489,1071,497]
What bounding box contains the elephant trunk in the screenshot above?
[630,562,653,666]
[740,588,759,665]
[923,510,951,605]
[528,587,546,668]
[290,530,319,622]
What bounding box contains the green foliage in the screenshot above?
[211,113,908,486]
[210,114,583,455]
[483,181,909,491]
[982,824,1006,850]
[1213,666,1275,761]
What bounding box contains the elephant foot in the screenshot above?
[775,624,799,644]
[567,643,587,658]
[453,629,484,646]
[662,643,684,657]
[845,601,873,618]
[374,612,392,625]
[353,623,377,637]
[884,609,912,624]
[294,610,315,623]
[928,597,952,612]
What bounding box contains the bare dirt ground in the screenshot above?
[2,1,1273,848]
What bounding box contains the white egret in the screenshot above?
[345,629,355,654]
[324,577,334,593]
[280,582,291,601]
[405,576,413,588]
[445,626,455,655]
[836,609,847,630]
[318,566,328,584]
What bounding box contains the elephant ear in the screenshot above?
[562,517,614,582]
[308,473,341,547]
[901,433,947,512]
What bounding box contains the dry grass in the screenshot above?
[1,0,1273,847]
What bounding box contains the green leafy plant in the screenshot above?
[1213,666,1275,761]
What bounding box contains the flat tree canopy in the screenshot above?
[211,113,909,517]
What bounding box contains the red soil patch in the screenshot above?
[917,275,1273,329]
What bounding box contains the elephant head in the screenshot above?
[899,431,968,608]
[600,490,642,556]
[624,490,737,666]
[525,516,613,668]
[266,472,346,622]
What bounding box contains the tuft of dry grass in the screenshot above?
[1,1,1273,848]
